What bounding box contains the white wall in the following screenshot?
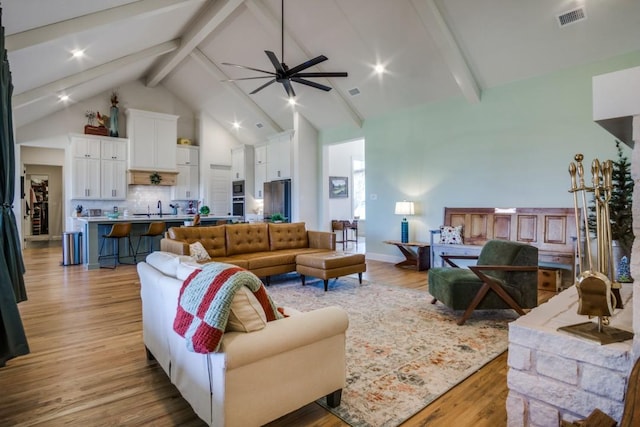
[292,112,319,230]
[16,80,196,145]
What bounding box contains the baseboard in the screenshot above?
[366,252,404,265]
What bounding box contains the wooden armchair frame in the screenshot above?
[432,254,539,325]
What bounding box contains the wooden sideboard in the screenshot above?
[431,207,578,289]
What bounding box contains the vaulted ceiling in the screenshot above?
[5,0,640,145]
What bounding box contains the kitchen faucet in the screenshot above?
[157,200,162,217]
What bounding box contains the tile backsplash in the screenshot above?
[70,186,195,217]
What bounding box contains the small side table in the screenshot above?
[383,240,430,271]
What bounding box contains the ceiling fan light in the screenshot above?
[288,97,297,106]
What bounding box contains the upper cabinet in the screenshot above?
[71,137,101,159]
[266,131,292,181]
[231,145,254,182]
[69,134,127,200]
[126,109,178,172]
[172,146,200,200]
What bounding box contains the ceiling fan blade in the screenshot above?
[221,76,276,82]
[265,51,286,74]
[250,79,277,94]
[286,55,328,75]
[294,71,348,78]
[291,77,332,92]
[221,62,276,75]
[282,80,296,98]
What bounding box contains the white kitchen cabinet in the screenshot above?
[231,145,254,182]
[254,162,266,198]
[70,134,128,200]
[266,133,291,180]
[231,147,246,180]
[101,159,127,200]
[71,137,101,159]
[254,144,267,165]
[101,139,127,161]
[71,157,101,199]
[176,145,199,166]
[126,109,178,171]
[172,146,199,200]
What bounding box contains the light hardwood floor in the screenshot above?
[0,242,552,426]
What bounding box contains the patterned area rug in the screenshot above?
[266,274,517,427]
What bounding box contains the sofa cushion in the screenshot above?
[146,251,195,278]
[268,222,309,250]
[177,260,203,281]
[226,286,268,332]
[189,241,211,261]
[168,225,227,257]
[225,223,270,255]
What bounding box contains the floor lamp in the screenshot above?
[395,201,415,243]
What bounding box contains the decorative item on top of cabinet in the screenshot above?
[126,108,178,172]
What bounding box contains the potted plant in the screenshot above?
[588,141,634,276]
[270,213,286,223]
[75,204,83,217]
[199,205,210,216]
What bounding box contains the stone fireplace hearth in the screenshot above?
[506,66,640,426]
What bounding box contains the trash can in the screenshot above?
[62,231,83,266]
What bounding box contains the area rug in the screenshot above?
[266,275,517,427]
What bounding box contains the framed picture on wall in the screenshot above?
[329,176,348,198]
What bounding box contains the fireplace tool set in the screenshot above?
[558,153,633,344]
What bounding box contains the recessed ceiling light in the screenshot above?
[58,94,69,101]
[71,49,85,59]
[374,64,385,75]
[288,97,297,106]
[232,121,241,130]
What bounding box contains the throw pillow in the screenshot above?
[189,241,211,261]
[439,225,463,244]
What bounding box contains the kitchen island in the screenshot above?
[77,215,240,270]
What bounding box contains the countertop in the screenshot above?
[75,215,240,223]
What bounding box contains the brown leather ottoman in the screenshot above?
[296,252,366,291]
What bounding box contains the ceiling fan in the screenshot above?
[221,0,347,98]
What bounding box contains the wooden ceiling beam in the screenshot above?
[411,0,481,104]
[6,0,197,52]
[146,0,245,87]
[244,0,363,129]
[190,48,283,133]
[13,41,179,109]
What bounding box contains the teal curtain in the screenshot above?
[0,8,29,366]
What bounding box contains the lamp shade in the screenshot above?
[394,201,415,216]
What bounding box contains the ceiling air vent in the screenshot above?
[255,122,264,129]
[557,7,587,27]
[348,87,361,97]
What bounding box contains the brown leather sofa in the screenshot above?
[160,222,336,283]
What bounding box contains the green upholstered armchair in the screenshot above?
[428,239,539,325]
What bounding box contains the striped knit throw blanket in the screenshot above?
[173,262,282,353]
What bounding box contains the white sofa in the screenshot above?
[137,252,349,427]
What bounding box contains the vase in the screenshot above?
[109,105,119,137]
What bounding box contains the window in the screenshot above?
[352,159,365,220]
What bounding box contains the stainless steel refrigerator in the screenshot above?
[263,179,291,222]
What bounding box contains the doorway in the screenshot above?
[23,165,63,246]
[28,175,49,236]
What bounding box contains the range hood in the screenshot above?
[128,170,178,186]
